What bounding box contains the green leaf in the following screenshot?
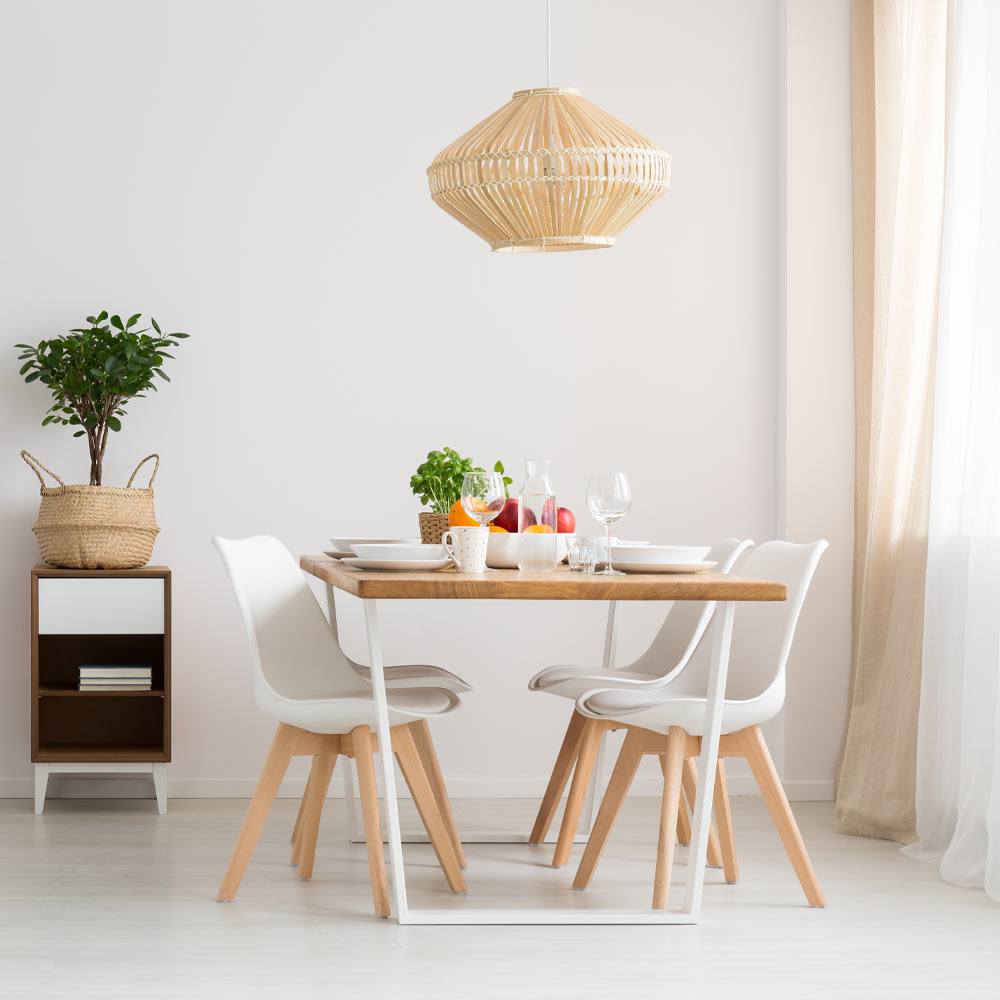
[107,415,121,432]
[25,371,41,382]
[151,318,161,335]
[154,368,170,381]
[171,331,189,338]
[73,430,86,437]
[97,310,108,323]
[19,360,34,375]
[126,313,141,328]
[42,415,56,426]
[110,315,124,331]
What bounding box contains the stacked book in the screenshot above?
[78,665,153,691]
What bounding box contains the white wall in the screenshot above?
[779,0,854,799]
[0,0,850,801]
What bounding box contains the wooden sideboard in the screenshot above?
[30,565,171,814]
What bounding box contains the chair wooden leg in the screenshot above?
[675,768,692,846]
[217,723,299,901]
[410,719,466,869]
[551,719,604,868]
[529,709,587,844]
[290,755,321,864]
[713,758,739,884]
[393,723,467,894]
[296,753,338,881]
[573,728,645,889]
[351,725,390,918]
[740,725,825,907]
[652,727,687,910]
[682,758,724,869]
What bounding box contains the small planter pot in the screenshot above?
[418,512,451,545]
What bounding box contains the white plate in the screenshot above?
[615,560,718,574]
[342,557,452,572]
[611,545,711,564]
[352,543,446,561]
[329,536,420,555]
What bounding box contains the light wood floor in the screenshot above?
[1,796,998,999]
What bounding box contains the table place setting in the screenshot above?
[324,456,722,576]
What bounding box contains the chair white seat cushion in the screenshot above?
[528,664,659,702]
[259,685,461,735]
[355,663,472,694]
[578,670,785,737]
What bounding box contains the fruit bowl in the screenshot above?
[487,531,574,569]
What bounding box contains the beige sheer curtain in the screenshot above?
[833,0,948,842]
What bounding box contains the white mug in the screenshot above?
[442,526,489,573]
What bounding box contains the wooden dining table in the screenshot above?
[300,555,786,925]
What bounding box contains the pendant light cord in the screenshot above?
[546,0,551,86]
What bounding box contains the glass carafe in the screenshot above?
[517,459,559,571]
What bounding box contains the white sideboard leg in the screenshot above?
[34,764,49,815]
[152,763,168,815]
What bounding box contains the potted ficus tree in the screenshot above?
[16,310,189,569]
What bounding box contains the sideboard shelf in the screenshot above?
[30,565,171,813]
[38,685,165,698]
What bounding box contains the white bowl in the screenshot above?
[351,543,447,561]
[329,536,420,552]
[610,544,711,564]
[487,532,573,569]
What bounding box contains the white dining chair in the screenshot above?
[527,537,755,869]
[213,535,467,917]
[572,539,828,909]
[292,570,472,869]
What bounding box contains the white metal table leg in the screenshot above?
[582,600,621,832]
[363,599,410,922]
[681,600,735,917]
[342,757,361,842]
[356,595,736,925]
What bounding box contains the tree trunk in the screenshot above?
[89,435,101,486]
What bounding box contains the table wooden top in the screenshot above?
[300,555,787,602]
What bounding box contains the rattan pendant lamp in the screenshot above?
[426,0,670,252]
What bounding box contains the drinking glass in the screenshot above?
[566,536,598,573]
[587,472,632,575]
[461,471,506,527]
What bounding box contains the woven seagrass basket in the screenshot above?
[418,511,450,545]
[21,450,161,569]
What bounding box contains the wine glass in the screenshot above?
[587,472,632,575]
[461,471,506,528]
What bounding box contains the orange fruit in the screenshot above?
[524,524,554,534]
[489,524,508,533]
[448,499,478,527]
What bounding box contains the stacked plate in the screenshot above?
[327,538,451,572]
[610,545,717,574]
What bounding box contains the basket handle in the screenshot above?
[21,450,66,488]
[127,453,160,489]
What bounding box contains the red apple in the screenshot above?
[557,506,576,533]
[494,497,521,533]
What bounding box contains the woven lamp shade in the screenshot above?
[427,87,670,252]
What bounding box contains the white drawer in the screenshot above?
[38,578,165,635]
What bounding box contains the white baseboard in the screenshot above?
[0,774,836,802]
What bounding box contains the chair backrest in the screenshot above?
[667,539,828,704]
[629,537,755,681]
[213,535,365,701]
